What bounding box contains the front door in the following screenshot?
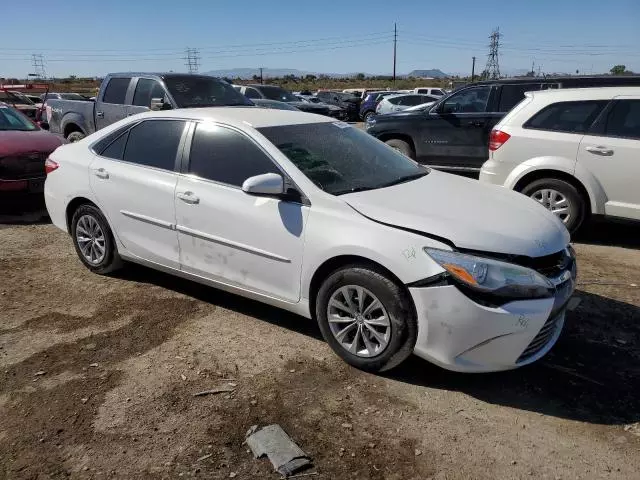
[419,85,495,169]
[578,98,640,220]
[95,77,132,131]
[128,77,172,116]
[89,118,187,268]
[175,122,308,302]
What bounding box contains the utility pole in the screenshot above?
[484,27,501,79]
[531,60,535,76]
[471,56,476,82]
[393,22,397,83]
[259,67,263,84]
[184,48,200,74]
[31,54,46,79]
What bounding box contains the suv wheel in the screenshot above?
[67,131,85,143]
[363,111,375,122]
[315,265,417,372]
[71,204,122,274]
[520,178,586,233]
[385,139,414,159]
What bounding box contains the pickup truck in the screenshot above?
[47,73,253,142]
[365,75,640,173]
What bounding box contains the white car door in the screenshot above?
[577,97,640,220]
[89,118,188,268]
[174,122,308,302]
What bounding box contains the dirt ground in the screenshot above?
[1,208,639,480]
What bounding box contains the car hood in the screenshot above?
[343,170,569,258]
[0,130,63,157]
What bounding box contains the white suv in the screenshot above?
[480,86,640,233]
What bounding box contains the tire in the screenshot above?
[66,131,85,143]
[520,178,586,234]
[385,139,414,159]
[362,111,375,122]
[70,204,122,274]
[315,265,417,373]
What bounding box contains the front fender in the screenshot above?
[61,112,89,136]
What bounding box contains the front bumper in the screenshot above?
[409,273,575,372]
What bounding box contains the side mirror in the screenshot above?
[39,121,50,130]
[441,102,458,114]
[150,97,172,111]
[242,173,284,196]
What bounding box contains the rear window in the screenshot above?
[498,84,542,113]
[524,101,608,134]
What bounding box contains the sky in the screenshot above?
[1,0,639,79]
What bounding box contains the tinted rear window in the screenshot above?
[498,84,542,112]
[122,120,185,170]
[524,101,607,133]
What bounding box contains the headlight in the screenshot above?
[424,248,554,301]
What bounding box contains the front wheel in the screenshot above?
[315,265,417,372]
[520,178,586,234]
[385,139,414,159]
[362,111,375,122]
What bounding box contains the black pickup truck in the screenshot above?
[365,76,640,173]
[47,73,252,142]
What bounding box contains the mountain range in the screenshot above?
[203,67,450,79]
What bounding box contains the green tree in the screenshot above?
[610,65,626,75]
[355,73,365,80]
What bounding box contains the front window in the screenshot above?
[0,105,38,131]
[163,75,253,108]
[256,86,298,103]
[258,123,428,195]
[441,86,491,113]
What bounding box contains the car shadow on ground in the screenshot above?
[0,196,49,225]
[574,216,640,250]
[118,262,639,426]
[388,289,640,426]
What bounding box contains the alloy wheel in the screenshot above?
[75,214,106,265]
[327,285,391,358]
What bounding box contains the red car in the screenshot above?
[0,103,64,199]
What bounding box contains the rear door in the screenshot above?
[89,118,188,268]
[95,77,132,130]
[577,98,640,220]
[419,85,497,169]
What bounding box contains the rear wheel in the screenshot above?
[520,178,586,233]
[315,265,417,372]
[71,204,122,274]
[385,139,414,159]
[363,111,376,122]
[66,131,85,143]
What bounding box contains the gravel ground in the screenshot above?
[1,206,639,480]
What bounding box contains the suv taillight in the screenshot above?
[489,129,511,151]
[45,158,59,174]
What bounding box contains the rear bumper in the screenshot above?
[410,276,574,372]
[479,157,513,187]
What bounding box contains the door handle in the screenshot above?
[96,111,104,118]
[465,120,484,127]
[585,146,614,156]
[177,191,200,204]
[93,168,109,179]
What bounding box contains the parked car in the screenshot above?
[359,91,401,121]
[413,87,446,97]
[0,103,64,199]
[403,101,438,112]
[0,89,38,120]
[23,94,43,104]
[45,107,576,373]
[252,98,301,111]
[47,73,253,142]
[366,76,640,173]
[316,91,361,121]
[235,84,333,117]
[480,86,640,233]
[376,94,440,115]
[296,95,347,120]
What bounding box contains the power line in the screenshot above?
[485,28,501,79]
[184,47,200,74]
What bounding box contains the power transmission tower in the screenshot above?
[184,48,200,74]
[31,54,47,79]
[392,22,397,83]
[484,28,501,79]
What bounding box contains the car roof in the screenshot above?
[383,93,425,100]
[470,75,640,86]
[128,106,334,128]
[528,86,640,101]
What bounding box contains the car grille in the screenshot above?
[517,312,562,362]
[504,249,573,279]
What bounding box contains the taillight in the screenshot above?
[489,129,511,151]
[45,158,59,174]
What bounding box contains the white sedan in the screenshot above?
[44,108,576,373]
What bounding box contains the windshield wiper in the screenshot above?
[376,171,429,189]
[333,186,379,196]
